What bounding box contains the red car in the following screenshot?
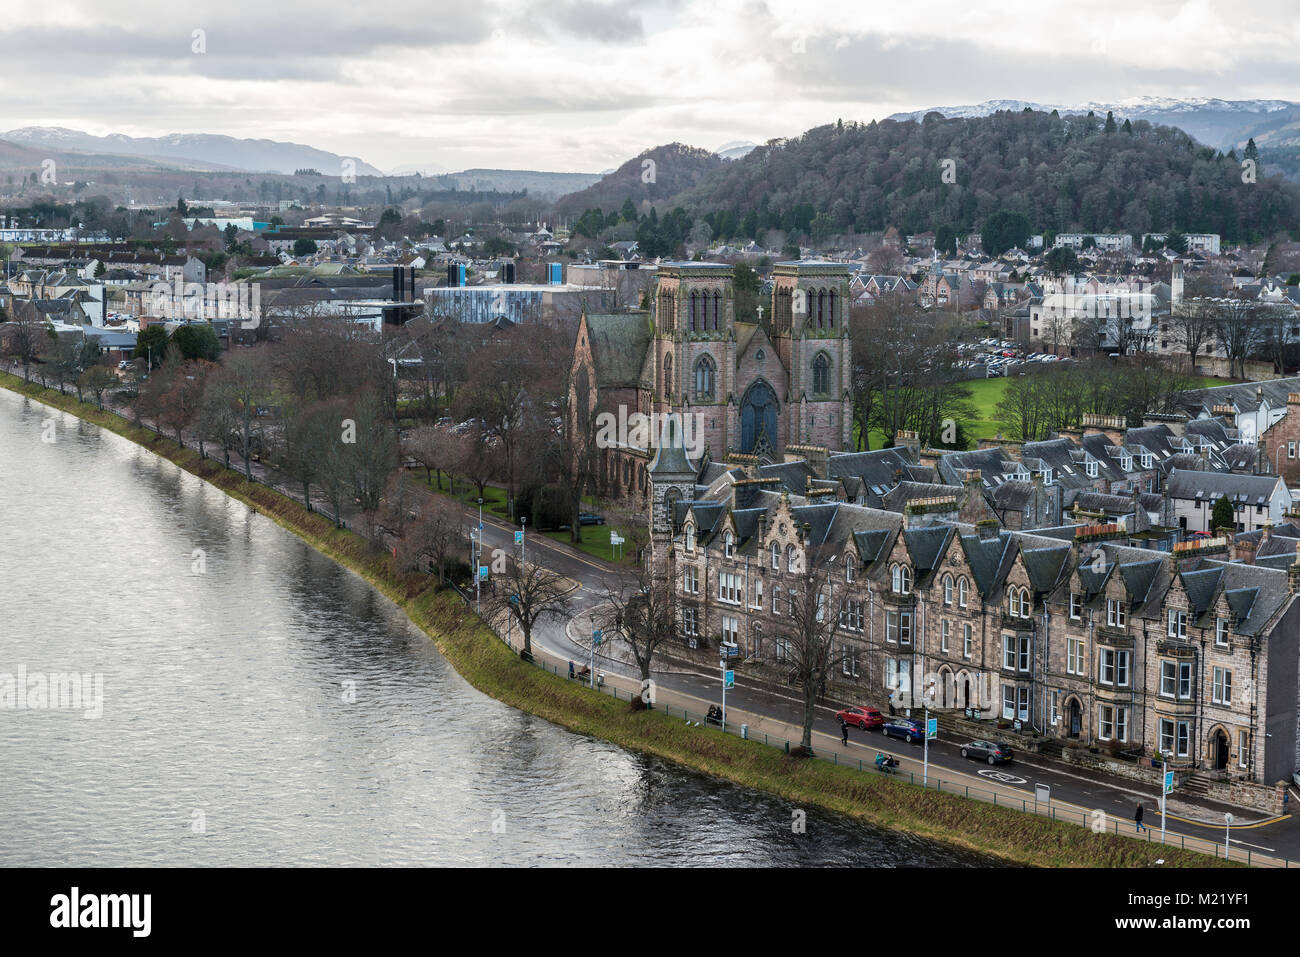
[835,706,884,730]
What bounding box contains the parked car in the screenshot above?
[835,706,884,730]
[881,717,924,743]
[960,739,1014,764]
[578,512,605,526]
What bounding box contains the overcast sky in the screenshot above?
[4,0,1300,173]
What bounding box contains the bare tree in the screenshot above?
[782,548,850,752]
[594,559,678,687]
[1212,297,1266,380]
[483,558,573,661]
[396,495,464,582]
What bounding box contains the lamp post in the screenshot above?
[924,677,935,787]
[470,530,480,615]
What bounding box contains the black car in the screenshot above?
[578,512,605,526]
[959,739,1014,764]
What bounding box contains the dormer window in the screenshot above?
[845,554,855,583]
[1085,459,1099,478]
[1038,469,1052,485]
[1008,586,1031,618]
[1166,608,1187,639]
[1141,453,1153,469]
[684,523,695,553]
[724,531,735,559]
[891,563,911,595]
[1107,598,1127,628]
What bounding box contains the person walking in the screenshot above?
[841,722,850,746]
[1134,803,1145,832]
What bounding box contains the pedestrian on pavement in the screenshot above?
[1134,803,1145,832]
[841,722,849,746]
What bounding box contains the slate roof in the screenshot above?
[583,312,653,389]
[1165,469,1282,505]
[827,448,917,505]
[1178,376,1300,417]
[1021,546,1071,594]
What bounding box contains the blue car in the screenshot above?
[882,717,924,743]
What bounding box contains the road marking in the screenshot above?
[977,769,1027,785]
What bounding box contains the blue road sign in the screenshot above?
[927,717,938,740]
[724,670,734,689]
[1164,770,1175,794]
[514,530,523,544]
[592,630,602,645]
[478,566,489,581]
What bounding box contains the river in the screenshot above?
[0,388,991,866]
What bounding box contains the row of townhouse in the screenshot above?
[648,450,1300,798]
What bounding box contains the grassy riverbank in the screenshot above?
[2,370,1233,868]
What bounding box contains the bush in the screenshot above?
[529,483,569,531]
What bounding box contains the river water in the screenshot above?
[0,389,991,866]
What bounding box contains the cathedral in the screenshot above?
[569,260,853,504]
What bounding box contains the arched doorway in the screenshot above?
[956,671,970,709]
[740,380,779,456]
[939,667,953,708]
[1065,696,1082,738]
[1211,728,1230,771]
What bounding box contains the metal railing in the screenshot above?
[465,563,1293,867]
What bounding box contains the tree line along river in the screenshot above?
[0,388,992,866]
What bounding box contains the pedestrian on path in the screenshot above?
[1134,803,1145,832]
[841,722,849,746]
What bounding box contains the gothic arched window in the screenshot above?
[663,353,673,398]
[689,291,699,332]
[712,291,720,330]
[812,353,831,395]
[816,289,826,329]
[694,354,716,399]
[827,289,836,328]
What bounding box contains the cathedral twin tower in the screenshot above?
[651,260,853,463]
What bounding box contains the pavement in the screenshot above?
[464,498,1300,866]
[11,365,1297,864]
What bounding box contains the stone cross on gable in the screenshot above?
[756,304,764,322]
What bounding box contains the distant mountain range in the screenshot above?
[887,98,1300,152]
[0,127,385,176]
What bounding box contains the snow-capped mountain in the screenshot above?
[716,140,758,160]
[886,98,1300,150]
[0,127,383,176]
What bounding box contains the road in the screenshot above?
[9,363,1296,864]
[466,499,1300,865]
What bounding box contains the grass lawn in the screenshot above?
[411,470,637,564]
[858,372,1239,451]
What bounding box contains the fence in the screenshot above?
[467,568,1295,866]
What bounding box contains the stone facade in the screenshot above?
[652,464,1300,791]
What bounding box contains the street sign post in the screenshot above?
[589,628,602,689]
[1225,812,1233,858]
[1035,783,1050,810]
[720,659,727,732]
[1161,764,1174,841]
[514,530,523,545]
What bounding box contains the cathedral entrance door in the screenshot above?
[740,380,778,455]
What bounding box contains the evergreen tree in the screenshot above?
[1104,111,1118,134]
[1211,496,1235,532]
